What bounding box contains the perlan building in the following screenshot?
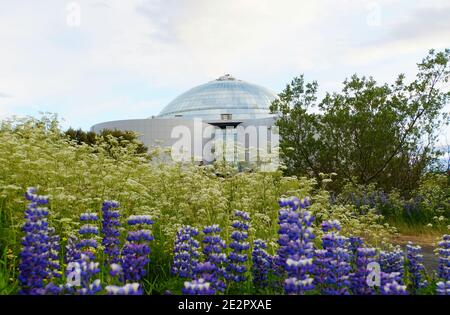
[91,74,279,167]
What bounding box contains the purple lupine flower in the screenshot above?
[281,203,315,295]
[106,283,142,295]
[351,247,377,295]
[101,201,121,265]
[324,237,352,295]
[76,212,99,261]
[379,248,405,286]
[80,212,99,221]
[199,224,227,292]
[121,214,154,284]
[382,281,408,295]
[65,235,81,264]
[252,239,271,287]
[19,188,52,295]
[406,242,428,292]
[47,227,61,280]
[436,281,450,295]
[273,196,311,276]
[321,220,341,233]
[226,210,251,283]
[65,253,102,295]
[348,236,364,262]
[313,248,330,290]
[79,224,99,235]
[182,278,215,295]
[172,226,200,278]
[437,235,450,282]
[127,215,154,226]
[318,221,351,295]
[109,263,123,278]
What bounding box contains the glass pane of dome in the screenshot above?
[158,74,277,120]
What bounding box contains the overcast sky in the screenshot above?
[0,0,449,144]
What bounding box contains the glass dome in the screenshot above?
[157,74,278,120]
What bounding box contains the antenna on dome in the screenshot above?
[217,74,236,81]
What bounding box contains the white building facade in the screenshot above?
[91,75,279,168]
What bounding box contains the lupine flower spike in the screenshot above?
[19,188,53,295]
[227,210,251,283]
[172,226,200,278]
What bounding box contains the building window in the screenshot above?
[221,114,232,121]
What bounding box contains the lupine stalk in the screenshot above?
[182,278,215,295]
[406,242,428,293]
[122,215,154,284]
[281,197,315,295]
[436,281,450,295]
[71,253,102,295]
[319,221,351,295]
[172,226,200,278]
[351,247,377,295]
[252,239,271,287]
[437,235,450,282]
[101,201,121,265]
[19,188,52,295]
[380,270,407,295]
[106,283,142,295]
[198,224,227,293]
[77,212,99,261]
[227,210,251,283]
[379,248,405,287]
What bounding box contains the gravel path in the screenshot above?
[391,234,439,272]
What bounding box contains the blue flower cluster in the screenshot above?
[76,212,99,261]
[351,247,377,295]
[436,234,450,295]
[227,210,251,283]
[319,222,351,295]
[172,226,200,278]
[122,215,154,284]
[277,197,315,295]
[198,224,227,292]
[379,248,405,284]
[274,196,310,275]
[437,234,450,281]
[19,188,52,295]
[18,188,450,296]
[182,278,215,295]
[406,242,428,292]
[252,239,271,287]
[101,201,121,265]
[69,254,102,295]
[105,283,142,295]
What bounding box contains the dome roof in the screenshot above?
[157,74,277,120]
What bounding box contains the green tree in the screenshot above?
[65,128,148,155]
[271,49,450,194]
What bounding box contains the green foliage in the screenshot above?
[65,127,148,156]
[271,49,450,194]
[0,115,398,293]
